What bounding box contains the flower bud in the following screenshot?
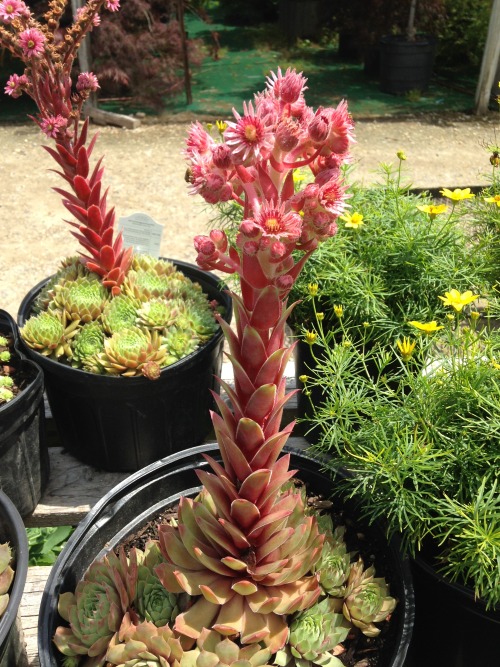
[275,274,294,291]
[243,241,259,256]
[194,235,216,257]
[270,241,287,261]
[309,110,330,144]
[212,144,232,169]
[209,229,227,250]
[239,219,261,238]
[275,118,300,152]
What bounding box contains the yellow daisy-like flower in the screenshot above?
[416,203,448,219]
[333,304,343,318]
[316,312,325,321]
[408,320,444,334]
[397,149,407,161]
[438,289,479,312]
[341,211,364,229]
[484,194,500,207]
[308,282,319,297]
[396,337,416,362]
[439,187,475,201]
[304,331,317,345]
[216,120,227,134]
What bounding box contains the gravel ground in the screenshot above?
[1,111,498,318]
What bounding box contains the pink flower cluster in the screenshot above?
[187,68,354,292]
[0,0,28,23]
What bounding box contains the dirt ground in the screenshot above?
[1,111,499,319]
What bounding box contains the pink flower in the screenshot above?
[76,72,100,92]
[224,101,274,164]
[0,0,27,22]
[185,121,214,159]
[4,73,27,98]
[105,0,120,11]
[18,28,45,58]
[266,67,307,104]
[40,114,68,138]
[252,201,302,243]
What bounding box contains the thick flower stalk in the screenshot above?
[0,0,132,293]
[157,69,355,651]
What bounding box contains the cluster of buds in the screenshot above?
[0,0,132,293]
[187,68,353,297]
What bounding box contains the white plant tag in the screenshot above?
[117,212,164,257]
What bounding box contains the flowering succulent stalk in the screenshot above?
[155,69,359,651]
[0,0,132,293]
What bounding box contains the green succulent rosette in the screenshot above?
[275,597,350,667]
[162,329,199,365]
[71,321,105,369]
[21,310,79,359]
[101,294,140,334]
[136,299,180,331]
[50,276,109,323]
[311,522,352,598]
[97,327,167,377]
[32,256,88,314]
[53,549,139,663]
[135,541,179,626]
[342,559,397,637]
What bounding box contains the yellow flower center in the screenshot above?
[265,217,280,232]
[245,125,257,142]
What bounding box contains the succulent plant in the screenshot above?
[275,597,350,667]
[342,559,397,637]
[124,268,181,302]
[22,254,220,377]
[0,376,15,404]
[105,614,184,667]
[97,327,167,378]
[33,257,92,314]
[162,329,199,364]
[136,299,180,331]
[136,541,180,626]
[156,483,324,653]
[50,276,109,322]
[311,522,352,598]
[0,543,14,617]
[53,549,139,663]
[101,294,140,334]
[190,628,273,667]
[21,310,80,359]
[71,321,105,369]
[0,335,11,364]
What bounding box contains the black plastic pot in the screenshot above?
[0,489,29,666]
[406,548,500,666]
[17,260,232,473]
[38,444,414,667]
[379,34,437,95]
[0,310,48,517]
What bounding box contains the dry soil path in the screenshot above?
[1,111,498,318]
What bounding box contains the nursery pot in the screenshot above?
[0,310,48,517]
[406,546,500,666]
[38,444,414,667]
[17,260,232,473]
[379,34,437,95]
[0,489,29,666]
